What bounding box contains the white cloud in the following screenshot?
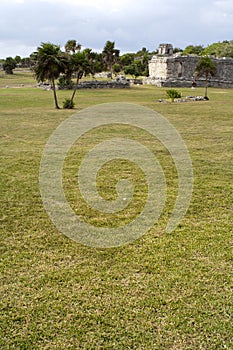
[40,0,133,11]
[0,40,36,58]
[0,0,232,58]
[200,0,233,26]
[214,0,233,11]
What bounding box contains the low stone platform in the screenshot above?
[76,80,130,89]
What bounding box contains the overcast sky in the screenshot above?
[0,0,233,58]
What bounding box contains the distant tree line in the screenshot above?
[1,56,34,74]
[1,39,232,76]
[0,40,155,77]
[181,40,233,57]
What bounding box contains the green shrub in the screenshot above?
[58,75,74,90]
[166,89,182,102]
[63,98,75,109]
[3,57,16,74]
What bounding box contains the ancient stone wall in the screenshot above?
[75,80,130,89]
[166,56,199,79]
[149,57,169,79]
[145,44,233,88]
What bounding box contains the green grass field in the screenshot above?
[0,71,232,349]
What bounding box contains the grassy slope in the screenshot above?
[0,72,232,349]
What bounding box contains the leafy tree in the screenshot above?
[119,48,153,77]
[195,56,217,99]
[20,57,33,68]
[82,48,103,77]
[201,42,222,57]
[220,41,233,58]
[124,64,140,78]
[202,40,233,58]
[113,63,121,75]
[14,55,21,65]
[102,41,120,78]
[136,59,149,76]
[142,66,149,77]
[182,45,204,56]
[139,47,147,53]
[173,47,183,54]
[57,75,74,90]
[90,54,103,76]
[3,57,16,74]
[33,42,67,109]
[134,47,152,76]
[120,53,135,67]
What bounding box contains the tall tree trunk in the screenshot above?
[51,77,60,109]
[205,74,208,98]
[109,59,113,79]
[70,78,79,103]
[69,71,83,107]
[205,84,208,98]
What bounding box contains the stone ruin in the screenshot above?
[144,43,233,88]
[75,77,130,89]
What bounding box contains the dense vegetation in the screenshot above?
[1,39,232,77]
[1,40,154,79]
[181,40,233,57]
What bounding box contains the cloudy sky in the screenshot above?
[0,0,232,58]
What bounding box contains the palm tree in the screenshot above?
[33,42,66,109]
[195,56,217,99]
[65,39,82,54]
[102,41,120,78]
[68,51,92,107]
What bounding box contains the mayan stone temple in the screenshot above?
[144,43,233,88]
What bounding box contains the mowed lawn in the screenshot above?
[0,71,232,349]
